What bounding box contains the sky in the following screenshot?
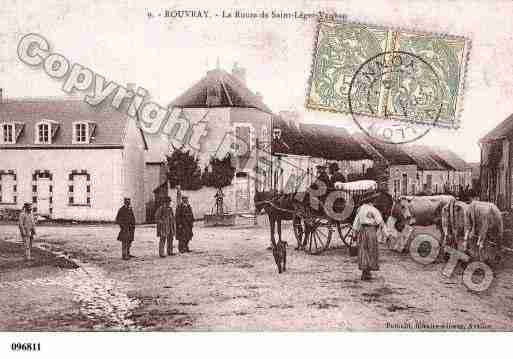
[2,0,513,162]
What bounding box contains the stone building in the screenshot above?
[0,98,147,222]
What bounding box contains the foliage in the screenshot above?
[166,147,203,190]
[202,154,236,189]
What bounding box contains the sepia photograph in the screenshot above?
[1,0,513,357]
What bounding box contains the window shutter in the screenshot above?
[88,122,97,141]
[14,123,25,142]
[50,121,59,139]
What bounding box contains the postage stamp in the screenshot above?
[349,51,444,144]
[306,21,470,129]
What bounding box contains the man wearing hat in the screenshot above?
[18,203,36,261]
[154,196,176,257]
[310,165,330,192]
[176,196,194,253]
[328,162,346,190]
[115,198,136,260]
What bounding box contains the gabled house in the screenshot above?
[0,98,148,222]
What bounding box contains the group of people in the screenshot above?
[16,196,195,262]
[115,196,195,260]
[312,163,347,191]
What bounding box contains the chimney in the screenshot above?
[232,62,246,84]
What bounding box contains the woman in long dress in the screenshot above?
[352,196,389,280]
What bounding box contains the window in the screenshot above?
[68,171,91,206]
[0,171,16,204]
[37,122,50,144]
[1,123,15,144]
[73,122,88,143]
[233,123,252,158]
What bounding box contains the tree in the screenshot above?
[166,147,203,190]
[203,154,236,189]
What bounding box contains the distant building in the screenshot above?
[354,135,470,197]
[354,134,417,197]
[0,98,147,222]
[428,147,472,192]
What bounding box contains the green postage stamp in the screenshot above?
[306,21,470,129]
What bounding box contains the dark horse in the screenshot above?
[254,190,296,273]
[254,189,394,273]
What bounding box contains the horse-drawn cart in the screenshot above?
[255,180,393,256]
[292,180,385,255]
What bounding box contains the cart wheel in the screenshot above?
[337,223,358,248]
[304,218,333,255]
[293,215,304,250]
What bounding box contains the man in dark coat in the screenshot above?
[154,196,175,257]
[176,196,194,253]
[310,165,330,192]
[115,197,136,260]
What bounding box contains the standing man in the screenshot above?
[352,195,389,281]
[115,198,136,260]
[176,196,194,253]
[154,196,175,257]
[18,203,36,261]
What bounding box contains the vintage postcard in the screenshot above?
[1,0,513,357]
[307,21,469,129]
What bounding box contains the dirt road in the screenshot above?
[1,218,513,331]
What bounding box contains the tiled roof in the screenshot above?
[272,119,373,161]
[405,145,449,171]
[0,98,141,148]
[353,134,416,166]
[169,69,273,114]
[429,147,470,170]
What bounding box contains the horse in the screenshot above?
[254,190,298,273]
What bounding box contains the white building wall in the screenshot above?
[0,148,123,221]
[121,118,147,223]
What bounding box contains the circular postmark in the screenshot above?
[348,51,443,144]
